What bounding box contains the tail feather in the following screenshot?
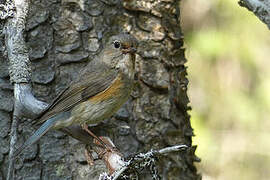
[13,117,58,158]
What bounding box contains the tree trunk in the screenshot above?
[0,0,200,179]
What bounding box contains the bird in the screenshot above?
[13,33,138,157]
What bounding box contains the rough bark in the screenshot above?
[239,0,270,29]
[0,0,200,179]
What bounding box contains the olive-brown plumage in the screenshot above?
[14,34,138,157]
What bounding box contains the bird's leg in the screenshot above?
[81,123,113,151]
[84,148,94,166]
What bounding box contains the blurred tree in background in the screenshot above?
[181,0,270,179]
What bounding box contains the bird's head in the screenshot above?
[101,33,138,78]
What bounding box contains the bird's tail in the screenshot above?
[13,116,59,158]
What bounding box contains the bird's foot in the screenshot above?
[81,123,114,152]
[92,136,124,174]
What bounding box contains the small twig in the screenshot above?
[99,144,188,180]
[6,115,19,180]
[158,145,188,154]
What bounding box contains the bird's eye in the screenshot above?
[113,41,121,49]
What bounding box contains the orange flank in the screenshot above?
[89,75,123,103]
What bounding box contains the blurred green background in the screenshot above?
[181,0,270,179]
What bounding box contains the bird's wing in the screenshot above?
[34,61,118,125]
